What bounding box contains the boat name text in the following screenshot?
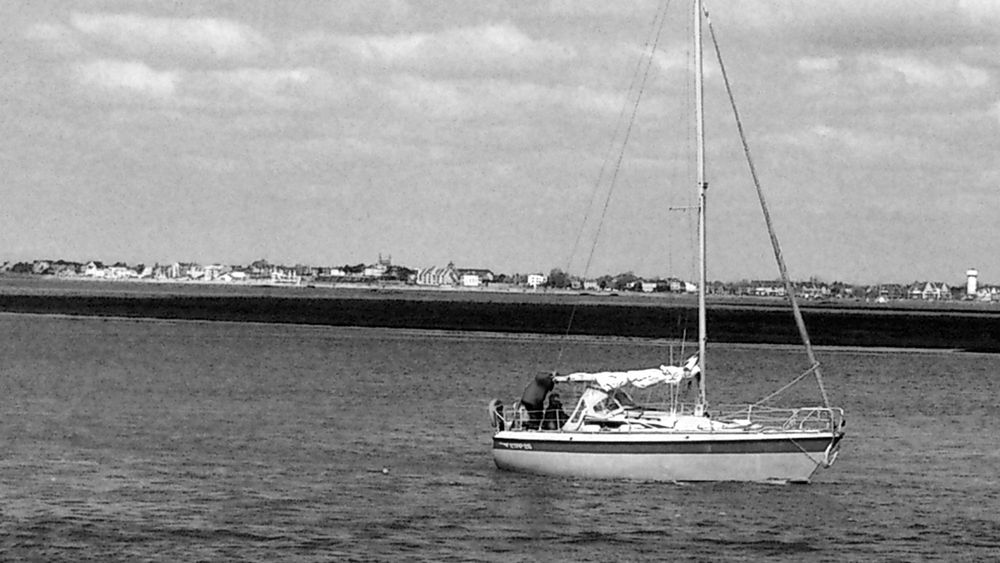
[497,442,533,450]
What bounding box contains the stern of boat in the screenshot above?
[487,398,506,434]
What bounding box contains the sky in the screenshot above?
[2,0,998,284]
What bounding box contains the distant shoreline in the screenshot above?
[2,274,999,311]
[3,277,999,352]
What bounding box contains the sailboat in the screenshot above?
[488,0,845,483]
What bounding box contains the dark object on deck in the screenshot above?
[542,394,569,430]
[519,372,554,430]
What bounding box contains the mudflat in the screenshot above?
[2,277,999,352]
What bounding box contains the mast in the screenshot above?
[694,0,708,410]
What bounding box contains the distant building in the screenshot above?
[218,271,248,283]
[167,262,204,279]
[872,284,907,301]
[249,260,272,279]
[908,282,951,300]
[84,261,106,278]
[753,281,786,297]
[203,264,228,281]
[364,254,393,278]
[458,268,494,288]
[313,266,348,280]
[416,262,460,286]
[270,267,301,285]
[967,269,979,297]
[526,273,547,288]
[976,285,1000,302]
[798,284,831,300]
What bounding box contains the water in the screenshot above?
[1,314,998,561]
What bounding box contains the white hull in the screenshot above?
[493,430,843,483]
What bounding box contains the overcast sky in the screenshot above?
[2,1,998,284]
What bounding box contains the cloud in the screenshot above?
[797,56,839,73]
[548,0,659,17]
[323,0,413,27]
[297,23,574,73]
[193,67,339,108]
[810,125,888,155]
[218,68,313,92]
[648,46,686,75]
[957,0,1000,24]
[74,59,178,99]
[384,74,464,117]
[790,52,993,112]
[866,55,990,89]
[380,73,623,121]
[721,1,1000,51]
[69,57,348,110]
[70,12,269,62]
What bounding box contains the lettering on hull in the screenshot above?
[496,441,533,450]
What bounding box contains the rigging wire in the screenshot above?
[703,2,830,408]
[552,0,674,371]
[559,0,672,282]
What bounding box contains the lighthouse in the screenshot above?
[966,268,979,297]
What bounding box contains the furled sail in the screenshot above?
[553,355,699,391]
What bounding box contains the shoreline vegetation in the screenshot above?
[2,277,999,353]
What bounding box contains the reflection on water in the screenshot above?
[1,314,998,561]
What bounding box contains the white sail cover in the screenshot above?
[553,355,699,391]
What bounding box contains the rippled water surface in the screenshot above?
[1,314,998,561]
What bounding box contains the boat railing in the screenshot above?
[490,400,551,432]
[711,404,845,433]
[491,397,844,434]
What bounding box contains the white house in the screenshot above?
[364,254,393,278]
[976,286,999,302]
[84,261,106,278]
[909,282,950,300]
[168,262,205,279]
[270,268,301,285]
[364,263,389,278]
[223,271,248,282]
[203,264,227,281]
[527,274,547,288]
[317,267,347,277]
[458,268,494,288]
[754,283,786,297]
